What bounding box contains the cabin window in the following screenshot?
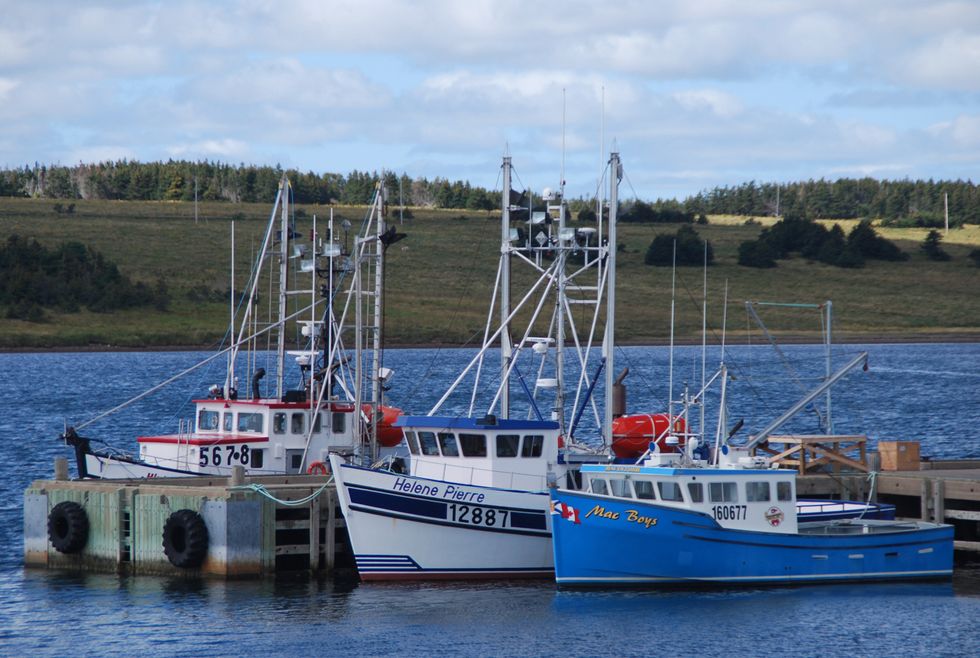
[609,478,632,498]
[418,431,440,456]
[658,481,685,502]
[404,431,420,455]
[291,412,305,434]
[709,482,738,503]
[459,433,488,457]
[777,481,793,501]
[496,434,520,457]
[438,432,460,457]
[746,481,771,502]
[332,411,346,434]
[198,410,219,431]
[273,412,287,435]
[688,482,704,503]
[250,449,264,469]
[313,412,322,433]
[521,435,544,458]
[238,412,264,433]
[634,480,656,500]
[223,413,233,432]
[590,478,609,495]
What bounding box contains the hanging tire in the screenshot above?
[162,509,209,568]
[48,501,89,554]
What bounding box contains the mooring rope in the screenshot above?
[230,479,333,506]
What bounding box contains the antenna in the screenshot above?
[667,241,677,424]
[700,240,707,440]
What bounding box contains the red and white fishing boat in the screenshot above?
[64,176,404,478]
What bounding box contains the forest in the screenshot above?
[1,161,977,225]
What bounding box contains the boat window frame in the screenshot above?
[590,478,609,495]
[458,433,488,458]
[658,480,685,502]
[291,412,305,435]
[687,482,704,503]
[198,409,220,431]
[496,434,520,458]
[633,479,657,500]
[521,434,544,458]
[609,477,633,498]
[272,412,287,435]
[746,481,771,502]
[312,412,322,434]
[709,481,738,503]
[238,412,264,434]
[418,431,440,456]
[223,412,233,432]
[438,432,460,457]
[404,431,420,456]
[331,411,345,434]
[777,481,793,502]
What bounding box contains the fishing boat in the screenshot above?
[330,151,677,580]
[63,176,403,478]
[550,359,954,587]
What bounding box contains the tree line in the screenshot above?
[1,161,977,223]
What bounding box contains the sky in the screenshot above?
[1,0,979,201]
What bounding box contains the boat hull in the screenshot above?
[551,490,953,587]
[330,456,554,580]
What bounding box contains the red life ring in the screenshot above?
[307,460,329,475]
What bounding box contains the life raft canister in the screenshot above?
[611,413,687,459]
[48,501,89,554]
[362,405,404,447]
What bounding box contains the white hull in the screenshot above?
[330,455,554,580]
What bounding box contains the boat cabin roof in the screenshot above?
[395,415,559,432]
[581,463,792,479]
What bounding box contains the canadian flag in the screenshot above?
[551,500,581,524]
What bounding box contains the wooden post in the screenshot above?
[309,491,321,572]
[324,487,336,571]
[932,479,945,523]
[920,478,931,521]
[54,457,69,481]
[230,465,245,487]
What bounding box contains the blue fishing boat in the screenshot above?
[550,446,953,587]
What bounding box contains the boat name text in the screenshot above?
[392,478,486,503]
[585,504,658,529]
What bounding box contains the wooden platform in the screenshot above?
[755,434,868,474]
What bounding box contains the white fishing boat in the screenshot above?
[64,176,404,478]
[330,150,692,580]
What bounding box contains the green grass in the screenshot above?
[1,197,979,347]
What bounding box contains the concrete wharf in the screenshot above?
[23,458,980,579]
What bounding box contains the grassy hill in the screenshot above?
[1,197,979,348]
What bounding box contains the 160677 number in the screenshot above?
[448,503,509,528]
[199,444,250,467]
[711,504,747,521]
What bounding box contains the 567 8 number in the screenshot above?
[199,445,250,467]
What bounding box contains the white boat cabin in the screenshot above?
[397,415,566,491]
[579,448,800,534]
[136,398,360,475]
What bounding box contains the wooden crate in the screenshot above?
[879,441,920,471]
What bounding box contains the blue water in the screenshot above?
[1,344,979,656]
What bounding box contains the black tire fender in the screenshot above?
[48,501,89,554]
[162,509,209,568]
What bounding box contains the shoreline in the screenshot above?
[3,331,979,353]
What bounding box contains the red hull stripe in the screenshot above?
[137,435,270,445]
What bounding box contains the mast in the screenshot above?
[275,177,290,400]
[602,150,620,447]
[370,178,386,457]
[500,155,513,419]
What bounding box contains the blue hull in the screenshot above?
[551,491,953,587]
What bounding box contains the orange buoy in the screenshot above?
[610,413,686,459]
[307,460,329,475]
